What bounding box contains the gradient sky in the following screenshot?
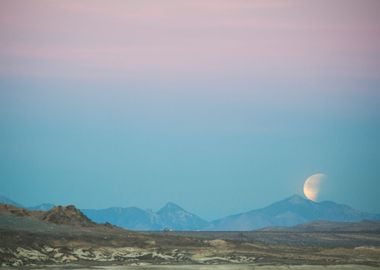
[1,0,379,220]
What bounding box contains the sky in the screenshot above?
[0,0,379,220]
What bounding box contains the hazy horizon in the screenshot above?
[1,0,380,220]
[2,190,380,222]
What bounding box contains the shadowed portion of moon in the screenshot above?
[303,173,327,202]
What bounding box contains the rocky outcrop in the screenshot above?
[41,205,96,227]
[0,204,31,217]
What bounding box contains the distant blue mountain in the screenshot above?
[0,195,55,211]
[83,202,208,231]
[157,202,209,230]
[209,195,380,231]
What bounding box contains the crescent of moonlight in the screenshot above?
[303,173,327,201]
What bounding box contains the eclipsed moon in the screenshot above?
[303,173,327,201]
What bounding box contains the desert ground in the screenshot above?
[1,205,380,268]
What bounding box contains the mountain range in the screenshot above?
[82,202,208,231]
[1,194,379,231]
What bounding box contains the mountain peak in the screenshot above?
[156,202,208,230]
[159,202,184,213]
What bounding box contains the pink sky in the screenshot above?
[1,0,379,81]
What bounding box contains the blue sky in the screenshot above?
[0,0,380,220]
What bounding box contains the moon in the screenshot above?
[303,173,327,201]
